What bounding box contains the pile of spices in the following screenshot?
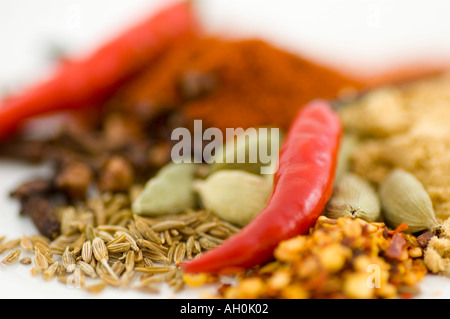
[1,0,438,299]
[335,73,450,280]
[0,35,363,242]
[0,190,238,294]
[209,216,427,299]
[338,74,450,221]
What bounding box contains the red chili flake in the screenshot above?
[388,223,409,236]
[416,231,435,248]
[386,233,407,260]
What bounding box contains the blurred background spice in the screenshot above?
[1,36,364,176]
[110,37,364,132]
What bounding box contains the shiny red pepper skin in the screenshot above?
[0,1,197,141]
[182,100,342,274]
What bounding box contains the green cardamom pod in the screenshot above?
[194,170,273,227]
[132,163,197,216]
[380,168,440,233]
[334,134,359,184]
[209,127,284,176]
[325,173,381,222]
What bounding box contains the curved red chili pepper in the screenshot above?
[182,100,342,274]
[0,1,198,141]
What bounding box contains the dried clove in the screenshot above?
[18,196,60,239]
[10,178,61,239]
[10,179,54,201]
[55,161,93,200]
[98,156,135,193]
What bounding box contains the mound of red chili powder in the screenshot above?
[111,37,364,132]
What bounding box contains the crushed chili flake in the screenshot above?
[417,232,434,248]
[214,216,427,299]
[385,233,407,260]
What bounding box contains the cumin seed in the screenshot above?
[1,249,21,265]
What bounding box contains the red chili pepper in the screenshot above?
[182,100,342,274]
[0,1,197,141]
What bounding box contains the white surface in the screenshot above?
[1,0,450,299]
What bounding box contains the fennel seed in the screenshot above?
[81,241,92,263]
[1,249,21,265]
[34,249,49,272]
[20,257,32,265]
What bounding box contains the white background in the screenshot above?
[1,0,450,298]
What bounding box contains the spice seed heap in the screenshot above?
[212,216,427,299]
[0,192,238,294]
